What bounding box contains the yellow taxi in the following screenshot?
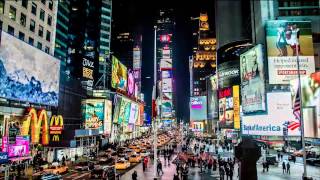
[129,154,142,163]
[131,146,142,153]
[115,159,131,170]
[43,165,68,174]
[129,144,138,149]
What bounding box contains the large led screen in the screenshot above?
[190,96,207,121]
[111,56,127,91]
[0,32,60,106]
[162,100,173,118]
[240,44,266,113]
[160,58,172,70]
[118,97,131,125]
[218,86,240,129]
[218,61,240,89]
[242,92,301,136]
[129,102,139,124]
[207,75,218,119]
[104,100,112,135]
[113,96,122,124]
[162,78,172,93]
[266,20,315,84]
[82,99,106,134]
[127,69,135,96]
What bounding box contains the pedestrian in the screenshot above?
[292,155,296,164]
[266,161,269,172]
[182,164,189,180]
[225,166,230,180]
[173,173,180,180]
[157,159,163,176]
[277,152,281,161]
[286,162,290,174]
[132,170,138,180]
[280,154,283,161]
[143,157,148,171]
[219,166,225,180]
[229,167,233,180]
[208,158,213,171]
[282,161,286,174]
[262,161,266,172]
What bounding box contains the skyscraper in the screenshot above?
[0,0,58,54]
[191,13,216,96]
[156,9,176,122]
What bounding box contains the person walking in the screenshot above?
[286,162,290,174]
[266,161,269,172]
[229,167,233,180]
[157,159,163,176]
[219,166,225,180]
[143,157,148,171]
[262,161,266,173]
[282,161,286,174]
[208,158,213,172]
[132,170,138,180]
[173,173,180,180]
[225,166,230,180]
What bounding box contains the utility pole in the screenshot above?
[152,26,158,179]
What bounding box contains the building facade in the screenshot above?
[0,0,58,54]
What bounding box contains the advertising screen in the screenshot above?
[104,100,112,135]
[0,32,60,106]
[118,97,131,124]
[290,72,320,138]
[162,70,172,79]
[82,99,106,134]
[8,136,30,157]
[218,61,240,88]
[162,100,173,118]
[218,86,240,129]
[162,78,172,92]
[240,44,266,113]
[162,49,171,59]
[127,70,135,96]
[160,59,172,70]
[190,96,207,121]
[133,49,141,68]
[266,20,315,84]
[242,92,301,136]
[163,92,172,100]
[129,102,139,124]
[111,56,127,91]
[112,96,122,124]
[207,75,218,119]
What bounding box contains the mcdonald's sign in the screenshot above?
[51,135,60,142]
[21,108,49,145]
[49,115,63,142]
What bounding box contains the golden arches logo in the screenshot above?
[51,135,60,142]
[49,115,63,135]
[21,108,49,145]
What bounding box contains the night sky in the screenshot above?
[112,0,215,122]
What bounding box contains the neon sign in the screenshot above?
[49,115,64,142]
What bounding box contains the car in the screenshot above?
[293,150,304,157]
[115,159,130,170]
[125,149,134,157]
[129,154,142,163]
[43,165,68,174]
[129,144,138,149]
[306,158,320,166]
[140,150,150,157]
[38,173,62,180]
[266,155,278,165]
[99,154,113,163]
[308,147,320,156]
[131,146,142,153]
[74,162,89,171]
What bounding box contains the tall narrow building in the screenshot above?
[156,9,176,123]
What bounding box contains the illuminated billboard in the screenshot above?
[218,61,240,88]
[242,92,301,136]
[240,44,266,113]
[162,78,172,92]
[0,32,60,106]
[111,56,127,91]
[218,86,240,129]
[160,58,172,70]
[82,99,106,134]
[113,96,122,124]
[129,102,139,124]
[160,34,172,43]
[118,97,131,124]
[290,72,320,138]
[266,20,315,84]
[127,69,135,96]
[162,70,172,79]
[162,100,173,118]
[163,92,172,100]
[104,100,112,135]
[162,49,171,59]
[207,75,218,119]
[82,57,94,91]
[8,136,30,157]
[190,96,207,121]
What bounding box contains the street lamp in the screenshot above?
[152,26,158,179]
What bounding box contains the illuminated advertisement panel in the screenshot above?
[163,92,172,100]
[290,72,320,138]
[240,44,266,113]
[162,78,172,92]
[8,136,30,157]
[218,61,240,88]
[118,97,131,125]
[160,58,172,70]
[160,34,171,43]
[104,100,112,135]
[190,96,207,121]
[112,96,122,124]
[0,32,60,106]
[162,71,172,79]
[127,69,135,96]
[242,92,301,136]
[207,75,218,119]
[129,102,139,124]
[82,57,94,91]
[162,100,173,118]
[82,99,106,134]
[162,49,171,59]
[218,86,240,129]
[111,56,127,91]
[266,20,315,84]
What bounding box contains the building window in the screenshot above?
[45,46,49,53]
[22,0,28,8]
[41,0,46,5]
[40,9,45,21]
[7,25,14,35]
[0,0,4,14]
[48,0,53,10]
[9,6,16,21]
[47,15,52,26]
[38,25,43,37]
[46,30,51,42]
[20,13,26,27]
[28,37,34,45]
[18,31,25,41]
[30,19,35,32]
[31,2,37,15]
[37,42,42,50]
